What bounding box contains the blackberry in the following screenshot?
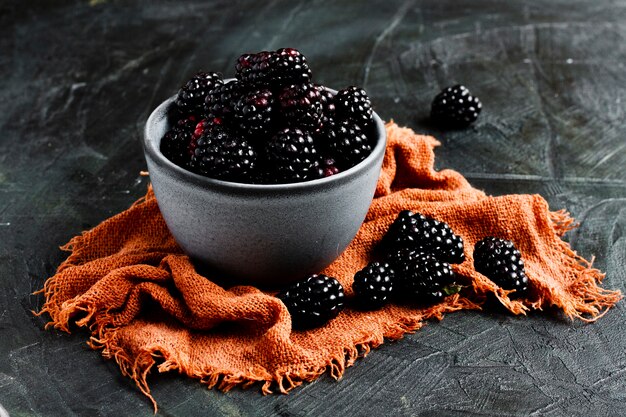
[277,274,345,329]
[265,128,319,183]
[204,80,244,121]
[234,88,275,138]
[236,49,312,89]
[394,253,457,304]
[269,48,312,88]
[160,116,196,168]
[384,247,423,271]
[353,261,395,308]
[278,83,323,130]
[192,119,208,138]
[187,118,209,160]
[431,84,482,128]
[326,120,372,169]
[334,86,374,127]
[473,237,529,294]
[235,51,274,87]
[315,84,336,125]
[175,71,223,117]
[381,211,465,264]
[191,126,257,182]
[316,157,340,178]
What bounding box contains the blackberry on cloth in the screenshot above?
[353,261,395,308]
[381,210,465,264]
[393,252,457,304]
[474,237,529,294]
[277,274,345,329]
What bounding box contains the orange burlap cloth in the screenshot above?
[38,122,621,409]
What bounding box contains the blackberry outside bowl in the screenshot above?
[143,92,386,287]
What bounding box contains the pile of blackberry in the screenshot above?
[352,212,530,309]
[353,211,465,307]
[277,213,530,329]
[277,211,464,329]
[160,48,376,184]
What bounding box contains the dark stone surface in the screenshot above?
[1,0,625,415]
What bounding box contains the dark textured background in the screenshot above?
[1,0,625,416]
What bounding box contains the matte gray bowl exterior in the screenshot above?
[143,94,386,286]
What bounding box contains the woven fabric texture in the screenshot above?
[38,122,621,409]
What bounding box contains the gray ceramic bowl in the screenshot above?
[143,89,386,287]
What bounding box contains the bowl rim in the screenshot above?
[143,85,387,193]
